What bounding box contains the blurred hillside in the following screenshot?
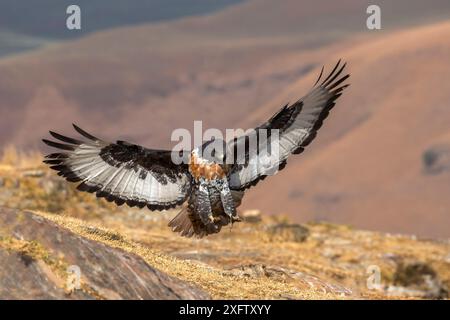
[244,21,450,238]
[0,0,449,238]
[3,0,450,150]
[0,150,449,299]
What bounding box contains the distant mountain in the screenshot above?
[0,0,243,39]
[3,0,450,149]
[171,0,450,37]
[0,0,243,56]
[0,30,51,57]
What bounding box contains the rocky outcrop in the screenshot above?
[387,260,448,299]
[223,264,352,297]
[0,207,209,300]
[265,223,309,243]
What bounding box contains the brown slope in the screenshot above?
[0,28,322,150]
[241,21,450,238]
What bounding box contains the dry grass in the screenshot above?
[0,145,42,170]
[32,211,342,299]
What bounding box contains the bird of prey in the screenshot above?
[43,60,349,238]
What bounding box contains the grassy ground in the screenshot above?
[1,147,449,299]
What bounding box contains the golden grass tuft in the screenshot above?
[1,145,43,169]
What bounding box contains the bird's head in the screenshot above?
[194,138,227,165]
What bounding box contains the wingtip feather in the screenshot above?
[72,123,99,141]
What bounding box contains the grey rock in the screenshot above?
[423,145,450,175]
[391,261,448,299]
[266,223,309,242]
[0,207,210,300]
[224,264,352,297]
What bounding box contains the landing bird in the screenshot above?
[43,61,349,238]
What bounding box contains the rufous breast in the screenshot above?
[189,152,226,181]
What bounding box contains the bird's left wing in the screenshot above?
[43,124,191,210]
[227,60,349,190]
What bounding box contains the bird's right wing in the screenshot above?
[227,60,349,190]
[43,124,192,210]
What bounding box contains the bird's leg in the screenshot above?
[195,178,217,233]
[217,178,237,223]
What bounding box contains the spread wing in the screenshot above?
[227,60,350,190]
[43,124,191,210]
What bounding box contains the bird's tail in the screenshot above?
[168,206,209,238]
[168,207,193,237]
[169,189,245,238]
[169,205,230,238]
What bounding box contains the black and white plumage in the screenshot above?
[43,60,349,238]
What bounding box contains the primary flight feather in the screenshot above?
[43,60,350,238]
